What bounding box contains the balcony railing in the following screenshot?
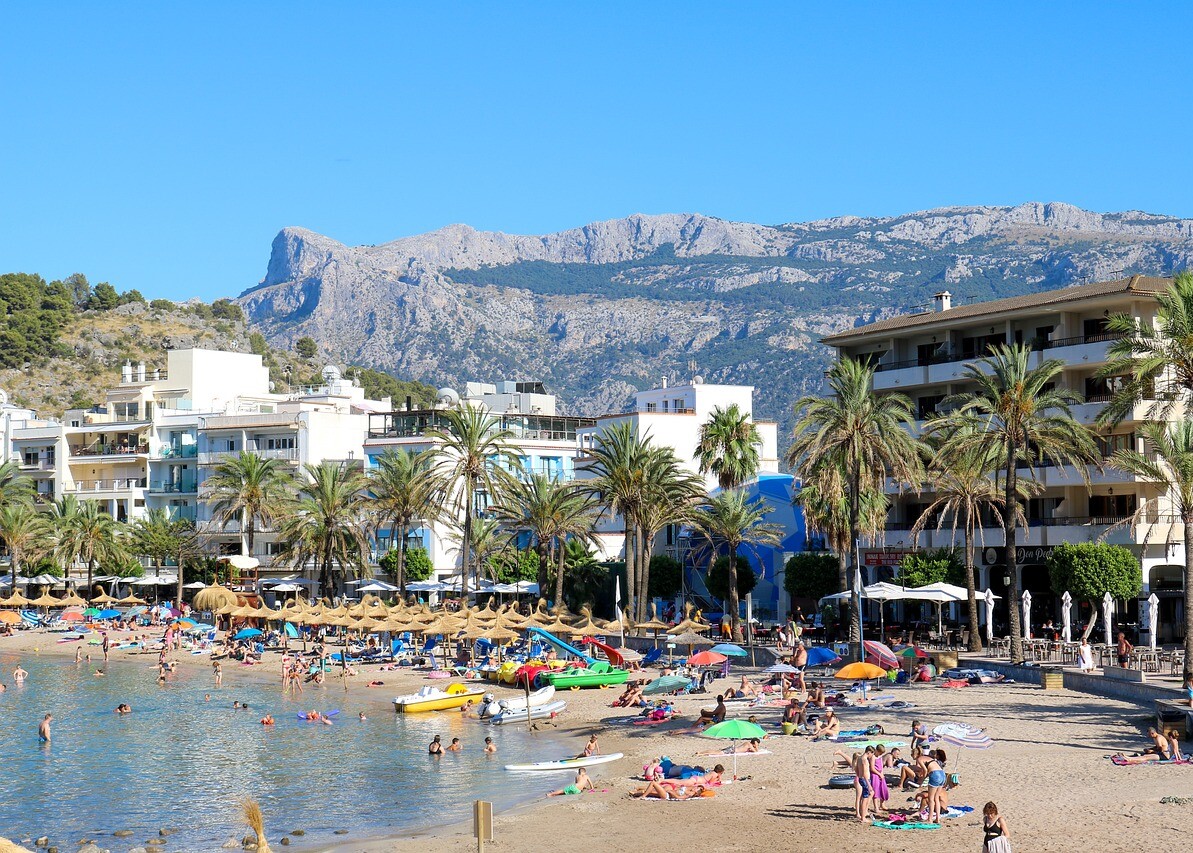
[166,505,197,522]
[67,478,148,493]
[1041,331,1125,350]
[368,410,595,442]
[158,445,198,459]
[19,460,55,471]
[198,447,299,465]
[70,444,149,457]
[148,480,197,493]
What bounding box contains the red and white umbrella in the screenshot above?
[863,640,899,669]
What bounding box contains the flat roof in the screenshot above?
[822,275,1172,345]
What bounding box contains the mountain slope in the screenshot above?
[237,202,1193,439]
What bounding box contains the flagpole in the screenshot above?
[855,538,865,663]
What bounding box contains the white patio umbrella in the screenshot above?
[1022,590,1032,640]
[1148,593,1159,650]
[1060,591,1073,643]
[1102,592,1115,648]
[984,589,995,647]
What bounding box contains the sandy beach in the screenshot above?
[4,628,1193,853]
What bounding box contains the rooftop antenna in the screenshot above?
[687,359,697,378]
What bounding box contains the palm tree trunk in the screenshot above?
[624,523,637,625]
[536,539,550,596]
[1004,443,1023,662]
[727,542,742,643]
[847,462,863,661]
[636,528,651,623]
[397,523,408,600]
[836,546,849,645]
[964,509,981,652]
[87,556,95,597]
[554,537,566,608]
[1184,519,1193,683]
[176,555,184,610]
[460,475,473,600]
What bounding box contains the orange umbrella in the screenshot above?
[688,650,727,666]
[834,661,888,680]
[61,610,85,622]
[0,611,20,624]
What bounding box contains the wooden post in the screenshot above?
[473,800,493,852]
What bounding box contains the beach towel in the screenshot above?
[872,820,939,830]
[1110,755,1193,766]
[696,749,772,757]
[844,740,907,749]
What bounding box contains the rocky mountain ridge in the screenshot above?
[236,202,1193,441]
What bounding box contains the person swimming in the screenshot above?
[260,714,275,726]
[484,737,497,754]
[115,704,131,714]
[429,735,444,755]
[447,737,462,752]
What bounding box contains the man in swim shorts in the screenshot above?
[852,747,873,822]
[13,664,27,683]
[38,713,52,743]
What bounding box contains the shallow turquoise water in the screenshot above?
[0,650,564,851]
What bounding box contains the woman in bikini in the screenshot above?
[923,749,947,823]
[982,801,1012,852]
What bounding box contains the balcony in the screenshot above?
[19,459,56,471]
[70,443,149,458]
[148,479,197,494]
[368,410,595,442]
[166,505,197,522]
[198,447,299,465]
[67,478,148,494]
[158,445,198,459]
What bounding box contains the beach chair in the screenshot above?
[641,647,663,666]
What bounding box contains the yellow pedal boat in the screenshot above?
[392,682,487,713]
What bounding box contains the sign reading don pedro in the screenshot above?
[982,545,1057,566]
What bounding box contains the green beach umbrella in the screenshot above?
[703,719,768,779]
[83,607,100,618]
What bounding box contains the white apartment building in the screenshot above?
[577,376,781,562]
[12,349,390,578]
[822,275,1184,641]
[363,381,595,576]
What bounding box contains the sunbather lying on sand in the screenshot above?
[630,780,714,800]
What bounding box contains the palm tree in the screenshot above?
[0,503,52,591]
[693,489,782,642]
[1098,271,1193,427]
[632,449,703,622]
[276,462,371,596]
[1108,420,1193,680]
[0,461,33,508]
[56,500,127,596]
[935,343,1098,662]
[203,453,296,559]
[582,422,653,621]
[794,459,886,637]
[129,508,176,577]
[493,474,600,605]
[370,448,440,598]
[696,404,762,490]
[428,404,522,598]
[446,516,508,586]
[912,429,1033,652]
[788,357,924,655]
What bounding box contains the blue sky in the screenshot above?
[2,2,1191,301]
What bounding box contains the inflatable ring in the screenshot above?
[828,774,856,789]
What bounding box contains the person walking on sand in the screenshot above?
[1078,637,1095,673]
[982,801,1011,852]
[38,713,52,743]
[851,746,873,822]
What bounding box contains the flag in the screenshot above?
[614,575,622,623]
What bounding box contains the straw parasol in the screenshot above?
[193,583,238,612]
[30,592,61,607]
[546,615,585,637]
[481,624,519,644]
[58,592,88,608]
[89,592,117,604]
[116,593,147,606]
[1,590,31,607]
[635,604,669,647]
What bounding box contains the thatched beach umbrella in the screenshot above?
[30,592,61,608]
[668,630,711,661]
[1,590,31,607]
[117,593,147,606]
[193,583,238,612]
[635,603,670,647]
[89,592,117,605]
[58,592,88,608]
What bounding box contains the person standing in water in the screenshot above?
[13,664,28,683]
[75,646,82,665]
[38,713,52,743]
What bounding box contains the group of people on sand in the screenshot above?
[1112,726,1186,764]
[428,733,497,755]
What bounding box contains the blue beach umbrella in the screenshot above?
[97,609,121,620]
[805,646,841,666]
[710,643,748,658]
[233,627,262,640]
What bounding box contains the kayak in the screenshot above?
[505,752,623,772]
[393,683,487,713]
[490,700,566,725]
[539,661,629,690]
[296,709,340,720]
[481,685,556,718]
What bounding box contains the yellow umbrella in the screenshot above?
[834,662,888,680]
[0,610,21,624]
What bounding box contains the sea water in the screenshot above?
[0,651,564,850]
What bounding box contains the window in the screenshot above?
[22,450,37,466]
[265,436,295,450]
[916,342,940,365]
[1097,433,1135,457]
[917,395,945,420]
[961,332,1006,359]
[646,402,657,412]
[662,400,669,412]
[144,401,154,419]
[114,402,139,420]
[1090,494,1135,519]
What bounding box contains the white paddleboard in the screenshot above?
[491,700,566,725]
[504,752,624,772]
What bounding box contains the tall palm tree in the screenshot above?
[912,428,1033,652]
[0,461,33,508]
[582,422,653,621]
[696,404,762,490]
[0,503,52,591]
[632,449,703,622]
[493,474,600,605]
[788,357,924,655]
[1108,420,1193,681]
[794,459,885,636]
[276,462,371,596]
[936,343,1098,662]
[446,516,508,586]
[129,507,176,577]
[429,404,522,598]
[56,500,127,596]
[1098,271,1193,426]
[203,453,296,559]
[370,448,440,598]
[693,489,782,642]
